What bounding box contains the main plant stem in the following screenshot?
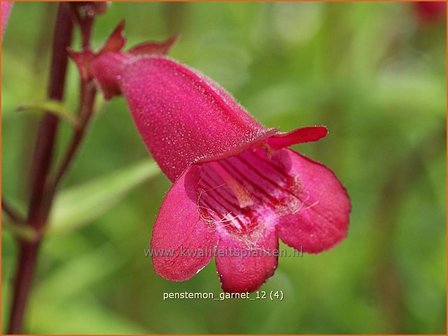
[7,3,99,332]
[7,4,73,333]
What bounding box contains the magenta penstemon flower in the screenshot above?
[73,24,351,292]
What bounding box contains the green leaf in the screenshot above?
[16,100,78,126]
[48,160,160,234]
[29,297,151,334]
[34,245,125,302]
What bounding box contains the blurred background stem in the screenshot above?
[374,124,445,332]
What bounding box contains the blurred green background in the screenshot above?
[2,2,446,334]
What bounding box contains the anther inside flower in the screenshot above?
[199,149,311,237]
[72,22,351,292]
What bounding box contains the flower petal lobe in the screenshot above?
[276,149,350,253]
[151,166,217,281]
[268,126,328,150]
[216,228,278,293]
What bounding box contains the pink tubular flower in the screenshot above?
[74,24,350,292]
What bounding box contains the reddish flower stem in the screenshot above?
[45,3,99,198]
[7,4,74,333]
[6,1,103,332]
[7,240,41,334]
[7,1,102,330]
[48,81,97,193]
[26,3,73,231]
